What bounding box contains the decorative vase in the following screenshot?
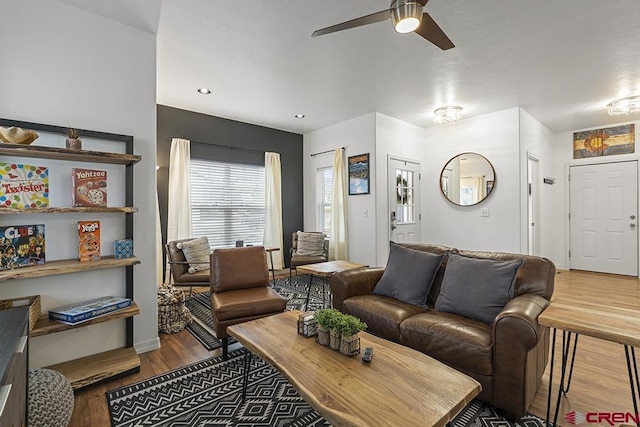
[329,329,341,350]
[316,325,330,345]
[340,334,360,356]
[66,138,82,149]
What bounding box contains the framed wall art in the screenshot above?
[573,124,635,159]
[348,153,370,195]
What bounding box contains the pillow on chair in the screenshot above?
[296,231,325,256]
[177,236,210,273]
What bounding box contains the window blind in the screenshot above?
[318,167,333,235]
[190,158,265,247]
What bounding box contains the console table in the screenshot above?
[539,299,640,426]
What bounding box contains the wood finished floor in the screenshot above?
[68,269,640,427]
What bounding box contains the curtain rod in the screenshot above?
[310,147,345,157]
[173,138,277,155]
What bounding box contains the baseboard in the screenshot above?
[134,337,160,354]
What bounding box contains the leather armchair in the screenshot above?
[289,231,328,280]
[166,238,211,295]
[210,246,287,359]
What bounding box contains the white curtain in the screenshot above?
[263,152,284,270]
[329,149,348,260]
[166,138,192,278]
[472,176,485,203]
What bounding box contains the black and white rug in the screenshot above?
[106,348,549,427]
[185,276,330,350]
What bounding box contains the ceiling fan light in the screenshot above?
[434,106,463,124]
[608,95,640,116]
[391,0,423,33]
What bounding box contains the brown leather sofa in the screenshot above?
[330,243,555,419]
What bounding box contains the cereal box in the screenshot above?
[0,224,46,270]
[72,168,107,207]
[0,162,49,209]
[78,221,101,262]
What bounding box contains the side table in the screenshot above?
[296,260,367,311]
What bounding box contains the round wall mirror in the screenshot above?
[440,152,495,206]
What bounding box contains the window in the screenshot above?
[190,158,265,247]
[317,167,333,235]
[395,168,415,223]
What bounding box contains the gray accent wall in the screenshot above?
[157,105,304,270]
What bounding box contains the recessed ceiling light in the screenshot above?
[197,88,211,95]
[294,114,305,119]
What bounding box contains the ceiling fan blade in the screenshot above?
[414,12,455,50]
[312,9,390,37]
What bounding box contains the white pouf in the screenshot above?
[28,368,74,427]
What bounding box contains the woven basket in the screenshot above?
[0,295,41,331]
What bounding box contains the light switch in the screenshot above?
[480,208,490,217]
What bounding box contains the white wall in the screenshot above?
[303,113,377,267]
[422,108,521,253]
[0,0,158,367]
[550,119,640,271]
[374,113,428,266]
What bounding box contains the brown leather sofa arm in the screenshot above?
[330,267,384,312]
[492,294,551,419]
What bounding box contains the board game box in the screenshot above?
[0,224,46,270]
[72,168,107,207]
[78,220,101,261]
[0,162,49,209]
[48,296,132,324]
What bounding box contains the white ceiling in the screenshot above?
[59,0,640,135]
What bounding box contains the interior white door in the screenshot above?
[388,157,421,243]
[569,161,638,275]
[527,155,540,255]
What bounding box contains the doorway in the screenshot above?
[569,161,638,276]
[388,156,421,243]
[527,154,540,255]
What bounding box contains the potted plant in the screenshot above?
[65,128,82,149]
[338,314,367,356]
[314,308,338,346]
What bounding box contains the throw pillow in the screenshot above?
[372,242,444,307]
[296,231,325,256]
[176,236,210,274]
[434,253,524,324]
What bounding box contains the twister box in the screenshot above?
[78,221,101,262]
[0,162,49,209]
[0,224,46,270]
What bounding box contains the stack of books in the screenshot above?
[49,296,132,325]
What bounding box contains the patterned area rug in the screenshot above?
[185,276,330,350]
[106,348,549,427]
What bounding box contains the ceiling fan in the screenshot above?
[311,0,454,50]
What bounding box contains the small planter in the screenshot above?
[316,325,330,346]
[340,333,361,357]
[66,138,82,150]
[329,329,341,350]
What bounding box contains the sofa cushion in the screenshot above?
[296,231,325,256]
[400,311,493,376]
[177,236,210,273]
[343,295,427,343]
[434,253,523,324]
[373,242,444,306]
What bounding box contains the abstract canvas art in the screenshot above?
[573,124,635,159]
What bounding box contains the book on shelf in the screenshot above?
[78,220,101,261]
[48,296,132,325]
[0,224,45,271]
[71,168,107,207]
[0,162,49,209]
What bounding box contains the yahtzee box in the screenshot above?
[0,224,46,270]
[78,221,100,262]
[0,162,49,209]
[72,168,107,207]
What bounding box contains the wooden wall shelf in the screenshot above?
[30,302,140,337]
[0,257,140,282]
[0,143,140,165]
[45,347,140,390]
[0,207,138,214]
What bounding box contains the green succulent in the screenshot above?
[314,308,342,330]
[336,314,367,337]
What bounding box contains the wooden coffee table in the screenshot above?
[228,310,481,427]
[296,260,367,310]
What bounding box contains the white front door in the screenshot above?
[569,161,638,275]
[388,157,421,243]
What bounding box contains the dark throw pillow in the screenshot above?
[434,253,524,324]
[373,242,444,307]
